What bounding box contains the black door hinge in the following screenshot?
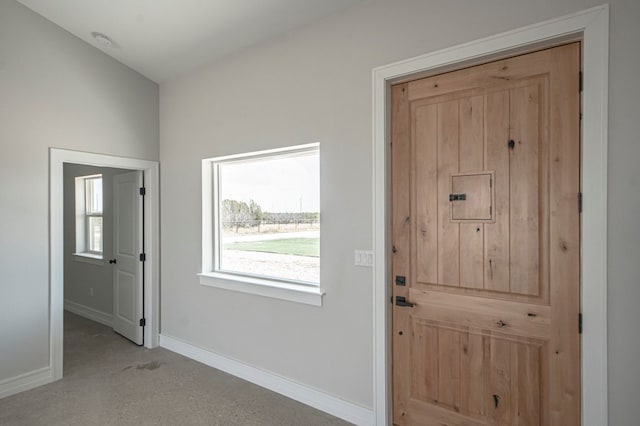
[578,192,583,213]
[139,187,146,196]
[579,71,583,93]
[139,253,146,262]
[139,318,146,327]
[579,313,583,334]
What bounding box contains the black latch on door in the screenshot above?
[449,193,467,201]
[395,296,414,307]
[395,276,406,286]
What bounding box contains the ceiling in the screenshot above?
[17,0,363,82]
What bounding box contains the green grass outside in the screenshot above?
[224,238,319,257]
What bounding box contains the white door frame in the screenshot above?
[49,148,160,380]
[372,5,609,425]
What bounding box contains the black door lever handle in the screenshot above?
[109,259,117,264]
[395,296,414,307]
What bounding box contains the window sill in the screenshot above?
[72,252,104,266]
[198,272,324,306]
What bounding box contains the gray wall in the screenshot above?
[63,164,130,316]
[0,0,158,383]
[159,0,640,423]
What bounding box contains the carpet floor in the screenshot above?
[0,312,350,425]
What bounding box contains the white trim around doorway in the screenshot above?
[49,148,160,381]
[372,5,609,425]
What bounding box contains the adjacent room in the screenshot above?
[0,0,638,425]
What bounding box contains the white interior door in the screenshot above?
[112,170,144,345]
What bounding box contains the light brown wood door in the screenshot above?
[391,43,581,425]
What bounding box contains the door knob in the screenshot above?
[109,259,117,264]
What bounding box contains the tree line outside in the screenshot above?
[221,199,320,262]
[221,199,319,232]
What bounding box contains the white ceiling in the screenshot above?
[17,0,362,82]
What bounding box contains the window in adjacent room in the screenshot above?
[201,143,320,292]
[74,174,103,258]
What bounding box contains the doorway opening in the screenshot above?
[50,149,160,381]
[63,164,145,350]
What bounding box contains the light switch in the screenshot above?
[354,250,374,267]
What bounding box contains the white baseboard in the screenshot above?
[0,367,53,399]
[159,334,374,426]
[64,299,113,327]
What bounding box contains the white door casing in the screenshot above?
[112,171,144,345]
[50,148,159,385]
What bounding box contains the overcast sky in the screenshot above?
[219,152,319,213]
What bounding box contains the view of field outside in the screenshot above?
[218,150,320,284]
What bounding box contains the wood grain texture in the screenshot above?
[460,331,486,416]
[393,43,581,426]
[460,222,485,289]
[407,48,554,101]
[438,328,461,409]
[436,100,460,286]
[458,96,486,291]
[411,322,438,404]
[517,343,541,425]
[414,104,438,285]
[391,83,411,425]
[484,90,511,294]
[547,43,581,425]
[452,173,493,221]
[407,319,545,425]
[410,289,551,341]
[509,84,541,296]
[488,338,512,424]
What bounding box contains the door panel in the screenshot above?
[392,44,580,425]
[409,319,543,422]
[113,170,144,345]
[116,271,136,322]
[411,78,548,297]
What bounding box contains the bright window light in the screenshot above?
[206,144,320,286]
[75,174,103,256]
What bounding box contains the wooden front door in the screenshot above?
[391,43,581,425]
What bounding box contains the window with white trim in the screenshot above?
[74,174,103,258]
[200,143,321,302]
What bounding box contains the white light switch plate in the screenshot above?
[354,250,374,267]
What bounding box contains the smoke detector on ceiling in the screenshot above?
[90,32,114,48]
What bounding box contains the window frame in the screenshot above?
[73,174,104,263]
[199,143,324,306]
